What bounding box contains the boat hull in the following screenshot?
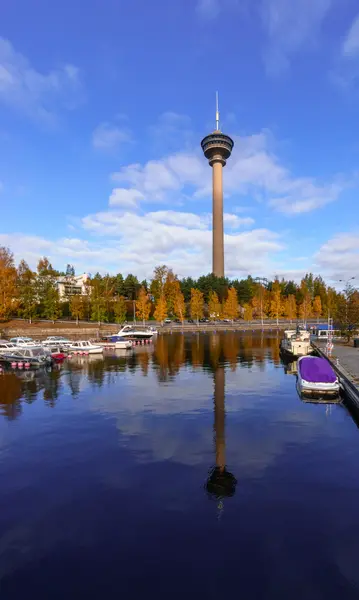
[297,356,340,397]
[114,341,132,349]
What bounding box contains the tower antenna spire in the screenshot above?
[215,91,220,131]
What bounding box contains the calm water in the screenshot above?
[1,332,359,599]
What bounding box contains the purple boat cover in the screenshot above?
[299,357,337,383]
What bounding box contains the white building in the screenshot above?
[56,274,89,300]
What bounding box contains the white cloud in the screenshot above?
[0,216,283,280]
[81,209,282,278]
[269,181,344,214]
[315,233,359,281]
[0,37,82,123]
[223,213,255,227]
[110,129,346,214]
[109,188,144,209]
[261,0,332,75]
[342,14,359,57]
[92,122,132,151]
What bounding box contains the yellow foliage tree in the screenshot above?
[136,286,151,325]
[283,294,297,321]
[0,246,18,320]
[243,303,253,321]
[173,283,186,324]
[190,288,204,324]
[299,281,313,323]
[223,287,238,321]
[163,269,178,315]
[312,295,322,319]
[269,280,283,325]
[70,294,84,325]
[154,295,167,325]
[208,291,222,320]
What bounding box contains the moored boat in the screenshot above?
[67,340,103,354]
[117,325,156,340]
[280,326,311,358]
[297,356,340,397]
[1,345,53,367]
[9,337,39,348]
[110,336,133,349]
[42,336,72,348]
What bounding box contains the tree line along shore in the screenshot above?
[1,247,358,330]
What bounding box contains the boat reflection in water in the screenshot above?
[206,365,237,505]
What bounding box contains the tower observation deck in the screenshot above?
[201,94,234,278]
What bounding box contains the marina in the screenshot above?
[1,332,359,598]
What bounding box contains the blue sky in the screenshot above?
[1,0,359,283]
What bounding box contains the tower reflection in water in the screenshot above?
[206,365,237,504]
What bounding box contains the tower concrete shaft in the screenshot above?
[201,127,234,278]
[212,159,224,277]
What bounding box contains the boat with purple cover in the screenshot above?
[297,356,340,397]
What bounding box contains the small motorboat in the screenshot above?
[9,337,39,348]
[297,356,340,397]
[0,340,20,354]
[110,335,133,350]
[4,346,53,367]
[117,325,156,340]
[47,345,68,362]
[42,336,72,348]
[280,326,312,358]
[68,340,103,354]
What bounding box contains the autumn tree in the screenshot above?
[223,287,238,322]
[150,265,169,301]
[154,295,167,325]
[243,303,253,321]
[136,286,151,325]
[164,269,178,315]
[298,281,312,324]
[173,282,186,324]
[283,294,297,322]
[208,291,222,320]
[190,288,204,324]
[269,280,283,325]
[336,287,359,337]
[0,247,18,321]
[113,296,127,324]
[326,287,338,319]
[17,259,37,323]
[70,294,84,325]
[312,295,322,319]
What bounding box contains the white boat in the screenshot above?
[117,325,156,340]
[0,339,20,353]
[15,346,53,366]
[9,337,39,347]
[297,356,340,397]
[107,335,133,349]
[68,340,104,354]
[280,327,311,358]
[42,336,72,347]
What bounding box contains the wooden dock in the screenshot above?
[312,341,359,410]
